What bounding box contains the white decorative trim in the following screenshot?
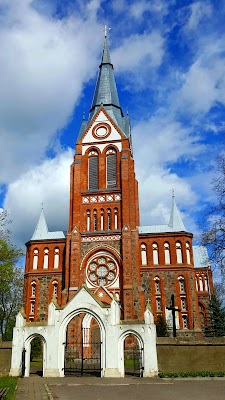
[82,235,121,242]
[82,194,121,204]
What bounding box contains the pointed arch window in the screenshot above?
[93,209,97,231]
[54,248,59,269]
[31,281,36,297]
[43,248,49,269]
[164,242,171,264]
[176,241,183,264]
[114,208,118,230]
[153,243,159,265]
[141,243,147,265]
[154,277,160,293]
[106,148,116,188]
[178,276,185,293]
[100,209,104,230]
[186,242,191,264]
[107,208,111,230]
[33,249,38,270]
[52,280,58,297]
[88,150,98,190]
[87,209,91,231]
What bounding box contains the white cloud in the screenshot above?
[0,0,102,183]
[112,31,164,72]
[129,0,168,19]
[4,148,72,247]
[175,38,225,114]
[185,1,212,31]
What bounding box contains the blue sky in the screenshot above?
[0,0,225,251]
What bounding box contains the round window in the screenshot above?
[86,253,118,287]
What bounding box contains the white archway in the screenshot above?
[58,307,106,377]
[23,334,47,377]
[118,330,144,377]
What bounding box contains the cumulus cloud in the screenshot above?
[4,148,73,247]
[185,1,212,31]
[0,0,102,183]
[112,32,164,72]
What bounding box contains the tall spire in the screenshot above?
[89,28,124,126]
[31,208,48,240]
[168,191,186,232]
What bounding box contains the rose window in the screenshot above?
[86,254,118,287]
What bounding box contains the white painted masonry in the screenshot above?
[10,287,158,378]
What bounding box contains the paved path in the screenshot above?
[15,376,225,400]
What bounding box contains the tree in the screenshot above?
[156,315,168,337]
[0,210,24,340]
[202,154,225,286]
[205,285,225,337]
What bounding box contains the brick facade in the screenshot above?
[22,36,213,334]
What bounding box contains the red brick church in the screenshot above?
[23,34,213,335]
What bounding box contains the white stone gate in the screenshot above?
[10,287,158,377]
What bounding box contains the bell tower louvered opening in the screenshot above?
[106,149,116,189]
[88,151,99,190]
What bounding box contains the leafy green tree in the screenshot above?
[0,210,24,340]
[156,315,168,337]
[206,285,225,337]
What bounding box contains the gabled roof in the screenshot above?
[139,195,187,234]
[31,208,65,241]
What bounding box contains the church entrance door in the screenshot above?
[64,312,102,376]
[124,334,143,377]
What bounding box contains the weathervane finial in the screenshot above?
[101,24,111,38]
[172,188,175,199]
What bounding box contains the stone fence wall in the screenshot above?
[0,342,12,376]
[157,337,225,373]
[1,338,225,375]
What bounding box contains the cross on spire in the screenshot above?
[101,24,111,38]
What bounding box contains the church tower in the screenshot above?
[22,31,213,333]
[64,33,144,320]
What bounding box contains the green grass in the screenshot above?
[0,377,18,400]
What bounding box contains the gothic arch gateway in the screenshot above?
[10,287,158,377]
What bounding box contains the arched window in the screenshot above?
[100,209,104,230]
[52,280,58,297]
[141,243,147,265]
[107,208,111,230]
[54,248,59,269]
[106,148,116,188]
[176,241,183,264]
[164,242,170,264]
[93,209,97,231]
[154,277,160,293]
[114,208,118,230]
[88,150,98,190]
[199,276,203,291]
[178,276,185,293]
[33,249,38,270]
[31,281,36,297]
[204,276,209,292]
[87,209,91,231]
[43,248,49,269]
[186,242,191,264]
[152,243,159,265]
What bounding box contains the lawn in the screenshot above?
[0,377,18,400]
